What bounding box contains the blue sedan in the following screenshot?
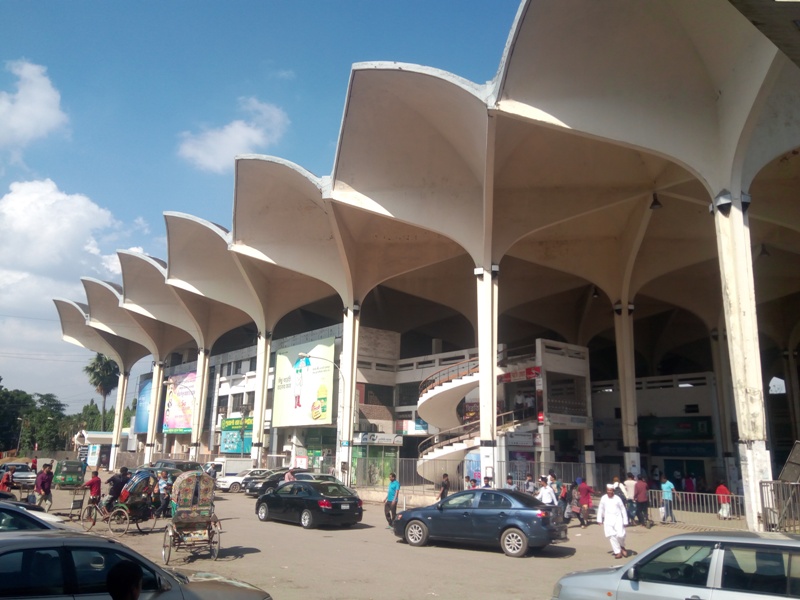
[392,489,567,557]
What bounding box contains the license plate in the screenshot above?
[341,504,350,510]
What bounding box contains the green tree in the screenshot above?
[83,354,119,431]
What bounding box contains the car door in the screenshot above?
[616,541,716,600]
[471,491,513,542]
[0,547,71,600]
[285,483,313,523]
[430,491,476,540]
[710,544,796,599]
[270,484,296,521]
[66,545,180,599]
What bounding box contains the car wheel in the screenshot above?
[404,521,429,547]
[500,527,529,557]
[300,509,316,529]
[257,503,270,522]
[229,482,241,493]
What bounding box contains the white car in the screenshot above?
[216,469,270,493]
[0,501,67,530]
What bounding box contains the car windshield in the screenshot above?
[317,483,353,497]
[6,465,30,473]
[235,470,250,477]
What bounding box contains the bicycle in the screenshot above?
[81,491,160,536]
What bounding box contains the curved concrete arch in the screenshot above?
[52,299,149,370]
[333,64,490,264]
[495,0,773,193]
[164,212,265,331]
[118,251,203,345]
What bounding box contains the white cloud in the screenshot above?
[273,69,296,80]
[0,60,68,149]
[178,97,290,173]
[101,246,144,276]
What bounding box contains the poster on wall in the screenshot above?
[273,338,335,427]
[133,374,152,434]
[220,416,253,454]
[162,372,195,433]
[87,444,100,467]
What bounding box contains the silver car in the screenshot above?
[0,530,272,599]
[1,463,36,487]
[552,531,800,599]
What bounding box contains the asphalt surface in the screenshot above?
[47,487,687,600]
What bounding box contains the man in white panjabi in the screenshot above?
[597,483,629,558]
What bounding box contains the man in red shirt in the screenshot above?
[634,474,650,528]
[0,466,15,492]
[83,470,102,504]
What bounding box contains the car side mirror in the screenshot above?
[436,503,444,511]
[265,488,274,496]
[158,577,172,591]
[625,566,639,582]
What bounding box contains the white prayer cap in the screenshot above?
[606,483,614,489]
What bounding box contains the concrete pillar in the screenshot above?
[189,349,210,461]
[476,267,498,482]
[613,306,641,474]
[108,371,130,471]
[250,332,272,467]
[336,307,360,486]
[583,428,596,488]
[785,351,800,442]
[208,369,221,458]
[144,361,165,464]
[713,190,772,531]
[710,334,732,476]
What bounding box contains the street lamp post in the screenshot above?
[16,418,24,454]
[298,352,354,484]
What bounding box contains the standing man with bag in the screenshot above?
[34,463,53,512]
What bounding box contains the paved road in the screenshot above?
[49,488,687,600]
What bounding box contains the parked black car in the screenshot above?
[242,468,287,496]
[392,488,567,557]
[245,468,309,497]
[255,480,362,528]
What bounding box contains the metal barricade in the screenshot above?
[760,480,800,533]
[647,488,747,530]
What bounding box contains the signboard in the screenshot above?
[649,442,716,458]
[220,416,253,454]
[163,372,195,433]
[505,432,534,446]
[638,416,713,441]
[354,432,403,446]
[87,444,100,467]
[273,338,335,427]
[395,418,429,435]
[546,414,592,428]
[497,366,541,384]
[133,374,152,434]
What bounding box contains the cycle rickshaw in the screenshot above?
[80,470,160,536]
[162,470,220,564]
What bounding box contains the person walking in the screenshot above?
[536,476,557,505]
[0,466,15,493]
[30,456,38,473]
[634,474,651,527]
[716,480,732,519]
[504,474,519,491]
[660,474,677,523]
[597,483,629,559]
[436,473,450,501]
[384,472,400,528]
[623,472,637,522]
[34,463,54,512]
[578,477,594,528]
[523,473,536,495]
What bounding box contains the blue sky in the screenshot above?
[0,1,520,413]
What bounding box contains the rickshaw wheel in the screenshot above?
[162,528,172,565]
[149,511,160,532]
[80,505,97,531]
[210,527,221,560]
[108,508,130,536]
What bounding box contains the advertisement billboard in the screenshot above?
[273,338,335,428]
[162,371,195,434]
[133,374,152,434]
[220,416,253,454]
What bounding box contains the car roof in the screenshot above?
[659,531,800,545]
[0,529,124,546]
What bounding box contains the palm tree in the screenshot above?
[83,353,119,431]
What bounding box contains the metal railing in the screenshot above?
[417,410,535,458]
[646,489,747,531]
[760,480,800,533]
[419,357,480,397]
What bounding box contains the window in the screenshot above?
[0,507,49,531]
[235,360,243,375]
[70,547,158,594]
[478,492,512,509]
[249,357,257,371]
[442,492,475,510]
[0,548,64,597]
[231,393,244,412]
[634,543,714,587]
[721,545,797,596]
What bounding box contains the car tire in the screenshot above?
[404,521,429,547]
[257,503,270,522]
[300,509,316,529]
[501,527,529,557]
[229,482,241,493]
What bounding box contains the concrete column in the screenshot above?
[583,428,596,488]
[144,361,165,464]
[336,307,360,485]
[476,267,498,481]
[208,369,221,458]
[710,335,731,475]
[713,190,771,531]
[108,371,130,471]
[789,351,800,443]
[189,349,210,461]
[613,307,640,474]
[250,332,272,468]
